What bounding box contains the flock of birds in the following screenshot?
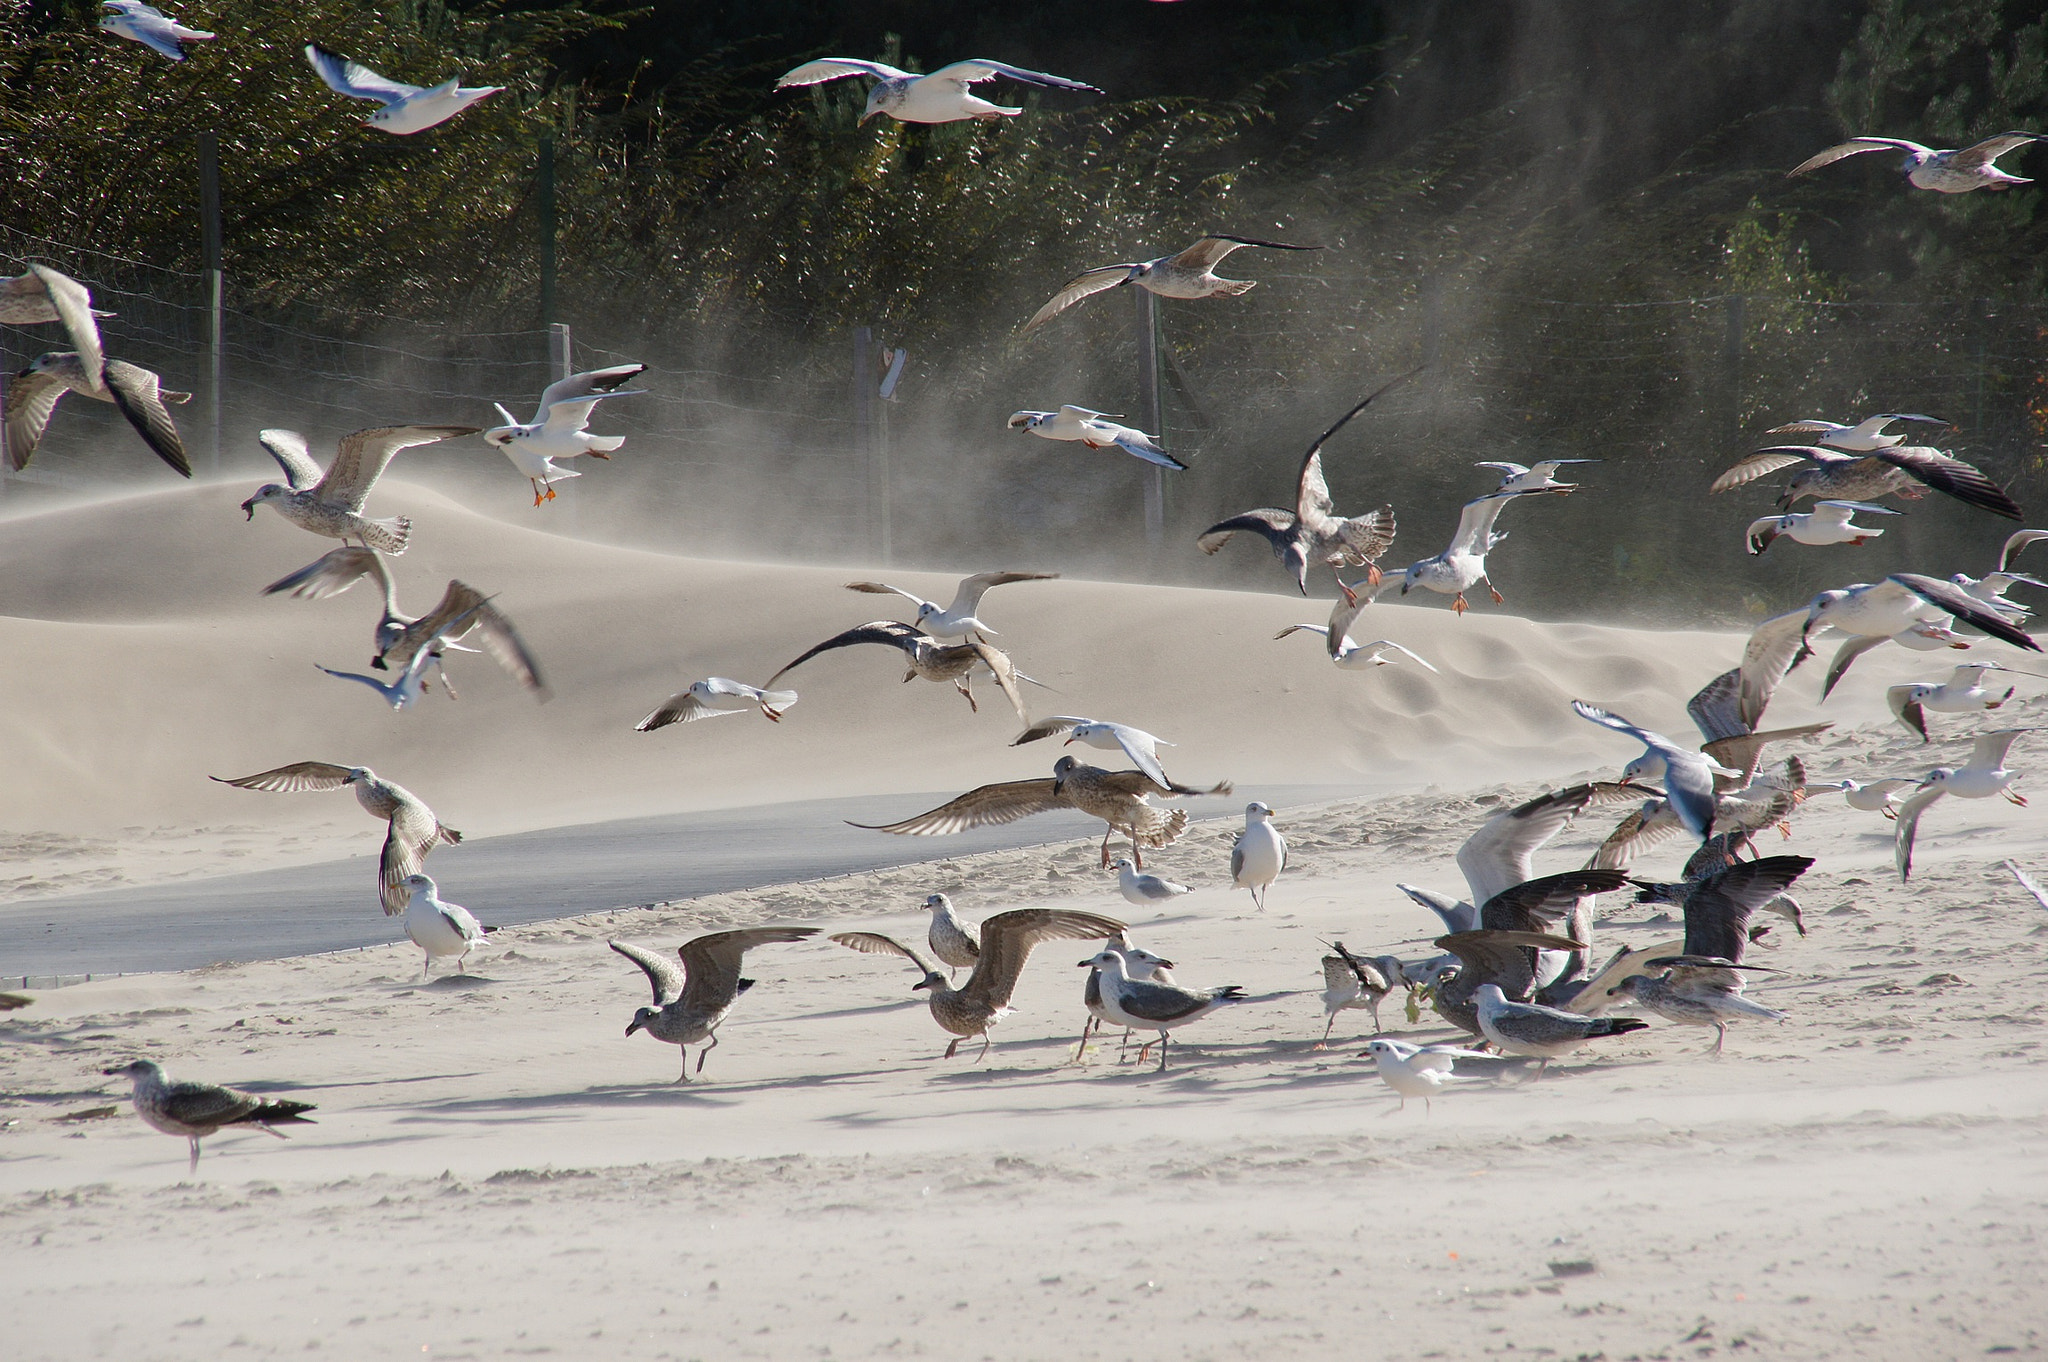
[23,28,2046,1168]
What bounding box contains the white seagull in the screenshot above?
[1360,1037,1500,1112]
[1110,856,1190,907]
[243,426,474,552]
[635,678,798,729]
[1231,802,1287,911]
[317,603,486,711]
[1745,499,1900,555]
[99,0,213,59]
[1572,700,1739,843]
[1275,597,1439,672]
[1895,730,2033,880]
[1011,716,1177,789]
[0,265,106,390]
[1007,406,1184,470]
[843,569,1059,640]
[775,57,1100,125]
[399,873,488,980]
[5,352,189,475]
[1386,489,1560,614]
[1887,663,2035,741]
[1761,413,1950,451]
[482,364,647,505]
[1789,132,2040,193]
[304,44,503,135]
[1823,776,1919,819]
[1951,529,2048,624]
[1803,574,2041,697]
[1476,458,1597,494]
[1024,234,1323,334]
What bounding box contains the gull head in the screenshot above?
[1108,857,1133,873]
[104,1058,161,1081]
[908,968,947,993]
[1244,801,1275,825]
[1081,949,1126,973]
[1282,543,1312,595]
[859,83,901,125]
[1398,562,1422,595]
[1620,751,1667,786]
[924,893,951,913]
[402,873,436,898]
[1605,973,1652,1001]
[341,766,374,786]
[1362,1038,1401,1062]
[480,421,526,448]
[1007,411,1049,434]
[624,1005,660,1037]
[1051,754,1079,793]
[241,484,290,519]
[1761,892,1807,938]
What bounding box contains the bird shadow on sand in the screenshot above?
[423,974,494,991]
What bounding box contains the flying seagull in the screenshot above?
[1275,596,1439,671]
[1761,414,1950,451]
[316,601,489,710]
[1895,729,2033,881]
[304,44,503,135]
[1887,663,2032,741]
[635,678,798,729]
[610,929,819,1081]
[105,1059,314,1174]
[99,0,213,60]
[1804,574,2041,698]
[1745,500,1900,555]
[243,426,475,552]
[843,569,1058,640]
[1476,459,1597,494]
[1009,406,1184,470]
[1384,488,1563,614]
[1010,716,1180,789]
[1396,783,1633,936]
[5,353,189,475]
[1711,443,2021,521]
[775,57,1101,125]
[481,364,646,505]
[1789,132,2040,193]
[1572,700,1740,843]
[1023,234,1323,334]
[211,761,460,915]
[762,619,1032,720]
[0,264,106,388]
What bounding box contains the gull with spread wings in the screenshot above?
[210,762,460,915]
[5,352,189,475]
[775,57,1100,126]
[1383,487,1564,614]
[1023,234,1323,334]
[0,264,105,388]
[304,44,502,135]
[1008,405,1184,470]
[243,426,474,552]
[99,1,213,60]
[1760,413,1950,451]
[635,678,799,729]
[1009,716,1180,789]
[1275,595,1438,671]
[762,619,1032,719]
[1710,442,2021,520]
[842,569,1058,640]
[1895,730,2034,881]
[1789,131,2040,193]
[482,364,646,505]
[609,929,819,1081]
[1573,701,1740,844]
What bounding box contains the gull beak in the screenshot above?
[911,978,935,992]
[240,499,256,520]
[624,1018,643,1037]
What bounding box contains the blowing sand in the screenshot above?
[3,481,2046,1359]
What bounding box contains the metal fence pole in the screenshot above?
[1135,289,1164,544]
[852,326,874,556]
[198,132,223,474]
[548,323,571,383]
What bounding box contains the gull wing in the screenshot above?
[1585,800,1682,871]
[304,45,422,104]
[211,761,357,793]
[762,620,926,688]
[1011,716,1089,746]
[1788,137,1932,175]
[103,359,191,476]
[1888,685,1928,741]
[156,1081,262,1130]
[610,939,685,1006]
[1998,529,2048,574]
[847,779,1065,835]
[537,365,646,432]
[1170,234,1323,271]
[1291,369,1419,529]
[1563,940,1689,1016]
[257,429,324,488]
[967,639,1030,720]
[1447,493,1515,555]
[26,265,103,390]
[1702,722,1832,791]
[1681,855,1815,962]
[844,581,929,608]
[1435,929,1585,1001]
[1967,728,2029,771]
[774,58,913,88]
[1889,573,2041,651]
[635,690,733,730]
[943,570,1058,617]
[1022,265,1136,334]
[1764,419,1849,439]
[963,908,1125,1011]
[1738,610,1812,730]
[828,930,941,979]
[677,927,819,1012]
[1686,667,1746,743]
[315,425,475,513]
[2,365,72,470]
[262,546,387,600]
[1095,723,1170,787]
[1871,446,2021,519]
[383,581,546,696]
[1709,449,1813,494]
[1196,508,1296,557]
[1478,869,1630,932]
[1458,784,1598,907]
[382,801,445,916]
[1894,783,1945,880]
[925,60,1101,94]
[1952,132,2039,169]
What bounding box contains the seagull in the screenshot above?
[1590,756,1816,875]
[1895,730,2034,880]
[1473,983,1649,1074]
[1275,597,1439,671]
[1360,1038,1502,1112]
[1572,701,1740,843]
[1475,459,1597,494]
[1745,500,1900,555]
[1023,234,1323,334]
[1196,374,1413,598]
[243,426,474,552]
[1710,443,2021,520]
[1888,663,2036,740]
[1397,783,1631,935]
[635,678,798,729]
[1011,716,1179,789]
[317,601,488,710]
[1473,870,1634,1005]
[1008,406,1184,470]
[1951,529,2048,624]
[774,57,1101,125]
[1320,941,1398,1043]
[211,762,459,915]
[1789,132,2041,193]
[304,44,503,135]
[481,364,646,504]
[1231,802,1286,911]
[104,1059,314,1175]
[399,873,488,980]
[1824,776,1919,818]
[922,893,981,973]
[843,569,1059,640]
[1084,948,1244,1071]
[1805,575,2041,697]
[99,0,214,60]
[762,619,1032,719]
[5,352,189,475]
[1605,856,1812,1054]
[1385,489,1563,614]
[610,929,819,1081]
[1430,928,1589,1036]
[849,756,1229,869]
[0,264,106,387]
[1110,856,1190,906]
[833,909,1125,1060]
[262,546,547,700]
[1075,937,1176,1059]
[1761,414,1950,451]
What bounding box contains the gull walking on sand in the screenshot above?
[1084,949,1243,1072]
[399,873,488,980]
[1474,983,1649,1075]
[1762,414,1950,451]
[1789,132,2040,193]
[611,929,819,1081]
[304,44,502,135]
[0,264,105,387]
[1024,234,1323,334]
[1360,1038,1501,1112]
[1888,663,2036,741]
[1387,488,1563,614]
[1008,406,1184,470]
[1011,716,1181,789]
[775,57,1100,125]
[834,909,1125,1061]
[1231,802,1286,911]
[1197,374,1414,598]
[923,893,981,973]
[1476,459,1597,494]
[5,352,189,475]
[1319,942,1400,1044]
[635,678,797,729]
[1745,500,1900,555]
[212,762,460,915]
[843,569,1058,640]
[763,619,1033,720]
[105,1059,314,1174]
[100,1,213,60]
[1112,856,1189,907]
[1895,729,2034,881]
[482,364,646,504]
[244,426,475,552]
[1075,937,1176,1060]
[1711,443,2021,520]
[1276,597,1438,672]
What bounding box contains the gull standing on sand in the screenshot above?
[1197,374,1412,598]
[1573,701,1738,842]
[1745,500,1900,555]
[1084,948,1244,1072]
[1075,937,1176,1059]
[304,44,503,134]
[99,1,213,59]
[1011,716,1183,789]
[1320,942,1400,1043]
[1474,983,1649,1075]
[922,893,981,974]
[105,1059,314,1174]
[843,569,1058,640]
[0,264,105,387]
[5,352,189,475]
[482,364,646,505]
[853,756,1229,868]
[775,57,1100,125]
[1476,459,1597,494]
[635,678,798,728]
[1360,1038,1501,1112]
[1789,132,2040,193]
[1231,802,1286,910]
[399,873,488,980]
[1888,663,2033,741]
[1762,414,1950,450]
[1024,234,1323,334]
[1276,596,1438,672]
[833,909,1125,1061]
[243,426,475,552]
[212,762,460,915]
[1008,406,1185,470]
[1386,488,1562,614]
[1710,443,2021,520]
[1111,856,1190,907]
[1895,730,2034,881]
[611,929,819,1081]
[763,619,1032,719]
